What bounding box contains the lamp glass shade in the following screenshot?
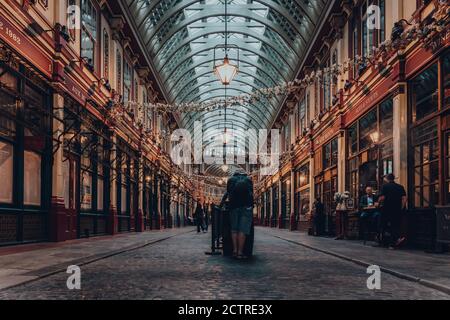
[214,56,238,85]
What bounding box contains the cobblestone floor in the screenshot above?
[0,228,448,300]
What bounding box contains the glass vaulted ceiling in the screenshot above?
[125,0,329,156]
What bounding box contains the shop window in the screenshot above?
[359,109,378,151]
[412,118,439,208]
[123,61,132,103]
[411,64,439,122]
[323,138,338,170]
[349,123,358,156]
[300,189,310,215]
[66,0,77,40]
[347,98,393,202]
[351,0,385,77]
[121,183,127,214]
[379,98,393,141]
[446,134,450,204]
[97,138,104,211]
[296,163,310,189]
[0,113,16,140]
[119,153,129,215]
[81,0,97,68]
[0,68,18,91]
[24,151,41,206]
[298,94,309,136]
[0,141,13,204]
[348,157,359,201]
[322,59,331,112]
[80,169,92,211]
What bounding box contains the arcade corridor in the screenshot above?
[0,0,449,303]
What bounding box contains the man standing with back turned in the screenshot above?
[379,174,407,249]
[220,169,254,259]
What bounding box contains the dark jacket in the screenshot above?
[221,173,254,210]
[359,194,378,210]
[194,205,203,222]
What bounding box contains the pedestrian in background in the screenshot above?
[312,197,325,236]
[204,203,209,232]
[194,201,205,233]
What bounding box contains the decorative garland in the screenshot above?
[103,1,449,189]
[111,2,449,122]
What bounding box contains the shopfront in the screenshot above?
[280,175,291,229]
[294,161,311,231]
[0,52,52,244]
[259,191,266,226]
[63,97,111,239]
[160,171,171,228]
[271,183,279,227]
[346,97,394,203]
[408,49,450,246]
[143,160,156,230]
[116,138,138,233]
[314,136,338,235]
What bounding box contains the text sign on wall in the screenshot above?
[435,206,450,245]
[0,15,52,78]
[64,74,87,105]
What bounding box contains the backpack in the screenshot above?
[231,175,251,208]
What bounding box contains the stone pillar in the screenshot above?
[337,130,346,193]
[49,93,68,242]
[136,155,145,232]
[309,155,315,212]
[306,154,315,231]
[393,84,408,189]
[290,169,296,230]
[278,178,282,228]
[108,132,118,235]
[269,185,273,227]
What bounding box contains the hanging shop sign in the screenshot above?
[0,15,52,78]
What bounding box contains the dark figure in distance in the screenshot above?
[194,201,205,233]
[312,197,325,236]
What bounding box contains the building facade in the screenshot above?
[0,0,195,245]
[255,0,450,247]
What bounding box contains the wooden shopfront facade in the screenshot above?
[0,46,52,245]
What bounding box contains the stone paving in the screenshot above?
[0,227,449,300]
[0,228,192,290]
[261,227,450,290]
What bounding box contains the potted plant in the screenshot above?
[334,191,350,211]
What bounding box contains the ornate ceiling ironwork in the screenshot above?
[124,0,330,161]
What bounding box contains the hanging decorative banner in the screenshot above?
[109,2,449,129]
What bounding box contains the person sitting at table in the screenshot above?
[359,186,381,242]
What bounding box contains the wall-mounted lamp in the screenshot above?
[95,78,111,91]
[26,22,71,42]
